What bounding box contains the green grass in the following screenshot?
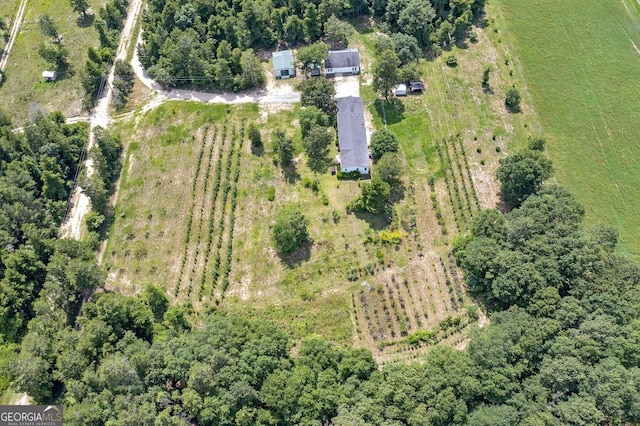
[0,0,21,24]
[497,0,640,261]
[0,0,108,124]
[0,388,20,405]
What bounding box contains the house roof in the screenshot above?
[337,96,369,170]
[272,50,295,71]
[326,49,360,69]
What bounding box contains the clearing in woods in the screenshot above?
[497,0,640,262]
[0,0,108,124]
[105,11,541,362]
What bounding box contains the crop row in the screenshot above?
[427,176,448,236]
[443,136,478,216]
[209,125,239,296]
[454,135,481,210]
[174,126,210,297]
[220,125,245,295]
[197,124,228,300]
[186,126,220,298]
[435,141,466,230]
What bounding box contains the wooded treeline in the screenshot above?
[0,111,87,344]
[139,0,485,90]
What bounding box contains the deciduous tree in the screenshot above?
[69,0,90,17]
[370,128,399,160]
[496,149,553,208]
[273,205,309,254]
[373,50,400,100]
[297,42,329,75]
[272,130,295,167]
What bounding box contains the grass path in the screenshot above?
[497,0,640,261]
[0,0,27,71]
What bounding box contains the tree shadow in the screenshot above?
[55,61,75,80]
[474,14,489,29]
[354,211,388,231]
[389,184,405,204]
[308,154,333,174]
[251,144,264,157]
[280,239,313,267]
[283,163,301,184]
[455,39,469,50]
[482,84,493,94]
[506,103,521,114]
[76,13,95,28]
[374,98,404,125]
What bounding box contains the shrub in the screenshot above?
[445,54,458,67]
[267,186,275,201]
[337,170,362,180]
[85,211,105,233]
[528,136,546,151]
[379,230,402,245]
[302,177,320,192]
[347,267,359,282]
[248,123,262,147]
[482,66,491,87]
[505,87,521,112]
[272,205,309,255]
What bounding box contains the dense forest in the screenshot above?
[139,0,485,90]
[5,137,640,424]
[0,111,88,343]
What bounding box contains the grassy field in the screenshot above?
[0,0,107,124]
[104,9,545,361]
[105,100,485,354]
[0,0,22,27]
[496,0,640,261]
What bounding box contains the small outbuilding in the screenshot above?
[272,50,295,79]
[337,96,369,175]
[42,71,57,82]
[409,80,424,93]
[394,84,407,97]
[325,49,360,77]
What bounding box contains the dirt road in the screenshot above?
[59,0,144,240]
[0,0,28,71]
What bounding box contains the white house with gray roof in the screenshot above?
[337,96,369,174]
[325,49,360,76]
[272,50,295,79]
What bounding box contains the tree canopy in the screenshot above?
[370,128,399,160]
[272,205,310,254]
[139,0,484,90]
[495,148,554,208]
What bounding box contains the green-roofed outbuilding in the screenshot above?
[272,50,296,79]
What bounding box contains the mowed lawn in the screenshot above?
[498,0,640,261]
[0,0,107,124]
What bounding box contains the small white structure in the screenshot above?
[272,50,295,79]
[394,84,407,97]
[42,71,57,82]
[325,49,360,77]
[337,96,369,174]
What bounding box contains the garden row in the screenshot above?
[435,134,480,230]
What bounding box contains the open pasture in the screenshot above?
[497,0,640,261]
